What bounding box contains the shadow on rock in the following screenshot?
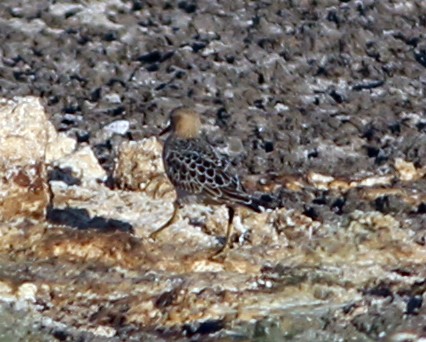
[47,207,134,233]
[48,167,81,186]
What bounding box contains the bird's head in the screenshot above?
[160,107,201,139]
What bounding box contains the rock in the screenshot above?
[0,97,53,221]
[45,133,77,162]
[17,283,37,303]
[0,97,56,166]
[52,145,107,185]
[394,158,422,181]
[103,119,129,137]
[307,172,335,190]
[0,281,14,303]
[0,163,48,221]
[0,97,108,222]
[113,138,174,199]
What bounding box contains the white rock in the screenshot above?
[17,283,37,303]
[49,3,84,17]
[0,97,56,166]
[55,145,107,183]
[104,120,130,136]
[104,93,122,104]
[394,158,418,181]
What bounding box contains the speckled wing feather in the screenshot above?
[163,137,262,210]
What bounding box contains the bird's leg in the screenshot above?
[211,206,235,257]
[149,200,180,239]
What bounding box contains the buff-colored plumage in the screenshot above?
[151,107,275,256]
[170,108,201,139]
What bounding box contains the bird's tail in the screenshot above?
[244,193,278,213]
[222,188,278,213]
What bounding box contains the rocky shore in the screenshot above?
[0,0,425,340]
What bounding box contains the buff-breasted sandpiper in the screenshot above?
[150,107,275,256]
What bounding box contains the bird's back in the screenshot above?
[163,135,270,212]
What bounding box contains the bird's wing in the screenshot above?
[191,143,251,205]
[164,138,253,207]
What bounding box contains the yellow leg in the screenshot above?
[210,206,235,258]
[149,202,179,239]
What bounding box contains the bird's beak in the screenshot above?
[159,121,172,136]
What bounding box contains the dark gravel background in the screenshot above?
[1,0,425,173]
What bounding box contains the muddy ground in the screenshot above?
[0,0,425,341]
